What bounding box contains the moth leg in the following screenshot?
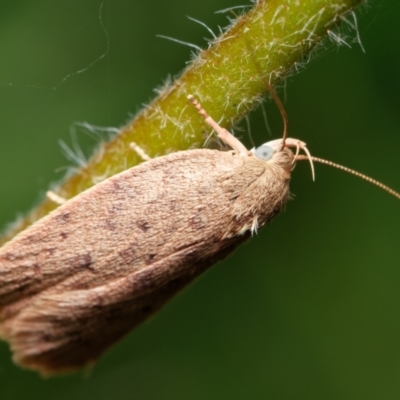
[46,191,67,205]
[130,142,151,162]
[187,95,250,156]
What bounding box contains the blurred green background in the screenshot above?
[1,1,400,399]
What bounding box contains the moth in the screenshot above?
[0,94,398,376]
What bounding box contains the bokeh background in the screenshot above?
[1,1,400,399]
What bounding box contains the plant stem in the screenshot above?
[0,0,363,245]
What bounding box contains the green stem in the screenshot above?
[0,0,362,245]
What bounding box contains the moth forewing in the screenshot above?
[0,145,294,375]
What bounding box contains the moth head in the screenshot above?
[251,138,315,180]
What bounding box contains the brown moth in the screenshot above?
[0,94,310,375]
[0,95,398,376]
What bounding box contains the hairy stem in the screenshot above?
[0,0,363,245]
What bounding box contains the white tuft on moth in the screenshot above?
[0,89,399,377]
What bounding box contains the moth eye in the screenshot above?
[254,145,274,161]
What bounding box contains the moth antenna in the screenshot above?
[187,94,249,155]
[296,155,400,200]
